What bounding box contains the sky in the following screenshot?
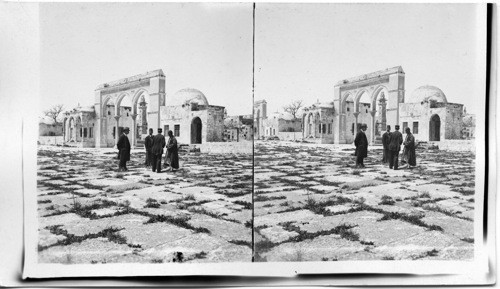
[254,3,486,116]
[40,3,486,118]
[40,3,254,116]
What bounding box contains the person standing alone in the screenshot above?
[144,128,154,168]
[151,128,166,173]
[382,125,391,164]
[354,123,368,168]
[117,127,131,172]
[388,124,403,170]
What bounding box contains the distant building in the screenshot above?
[224,115,253,142]
[254,100,267,139]
[39,117,63,137]
[399,85,464,142]
[263,112,302,137]
[61,70,227,147]
[462,113,476,139]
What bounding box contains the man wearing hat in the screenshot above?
[144,128,154,168]
[117,127,131,172]
[388,124,403,170]
[354,123,369,168]
[151,128,166,173]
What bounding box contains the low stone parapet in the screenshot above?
[195,141,252,154]
[428,140,475,152]
[38,136,64,146]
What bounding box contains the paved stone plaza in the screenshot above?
[37,146,252,264]
[254,141,475,262]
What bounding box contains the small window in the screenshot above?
[328,123,332,134]
[83,128,87,138]
[108,110,111,116]
[366,109,368,113]
[403,122,408,132]
[413,122,419,134]
[322,124,326,134]
[347,107,350,112]
[174,125,180,137]
[80,128,83,137]
[89,127,93,138]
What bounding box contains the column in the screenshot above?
[114,115,120,147]
[131,114,137,148]
[370,110,377,144]
[353,112,360,134]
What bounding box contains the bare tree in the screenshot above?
[283,100,303,120]
[44,104,65,124]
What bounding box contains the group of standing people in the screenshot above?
[354,124,417,170]
[116,127,179,173]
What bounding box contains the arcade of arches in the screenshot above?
[62,70,226,148]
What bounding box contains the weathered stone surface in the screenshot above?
[259,226,299,243]
[262,234,365,262]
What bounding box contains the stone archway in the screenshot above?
[334,66,405,144]
[191,117,202,144]
[429,114,441,141]
[94,70,165,148]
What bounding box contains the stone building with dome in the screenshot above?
[399,85,464,142]
[61,70,226,148]
[160,88,225,145]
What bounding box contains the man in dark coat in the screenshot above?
[382,125,392,164]
[151,128,166,173]
[388,124,403,170]
[354,123,368,168]
[116,127,131,172]
[144,128,154,168]
[165,130,180,171]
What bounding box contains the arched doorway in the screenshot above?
[429,114,441,141]
[191,117,202,144]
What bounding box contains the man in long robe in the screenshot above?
[354,123,368,168]
[144,128,153,168]
[388,125,403,170]
[403,127,417,168]
[382,125,391,164]
[151,128,166,173]
[116,127,131,172]
[165,130,180,171]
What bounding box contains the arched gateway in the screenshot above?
[94,70,166,148]
[333,66,405,144]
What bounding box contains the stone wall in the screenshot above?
[197,141,252,154]
[38,136,64,146]
[444,103,464,140]
[278,132,303,142]
[430,140,475,152]
[206,106,225,142]
[39,123,63,136]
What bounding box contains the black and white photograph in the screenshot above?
[252,4,486,263]
[0,0,493,285]
[33,3,254,265]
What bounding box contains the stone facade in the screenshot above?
[334,66,405,144]
[62,70,226,147]
[224,115,253,142]
[262,112,302,139]
[254,100,267,139]
[38,117,63,137]
[62,106,97,148]
[399,85,464,142]
[462,114,475,139]
[301,102,336,144]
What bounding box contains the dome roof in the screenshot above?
[408,85,448,104]
[171,88,208,106]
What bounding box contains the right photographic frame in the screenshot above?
[252,3,488,266]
